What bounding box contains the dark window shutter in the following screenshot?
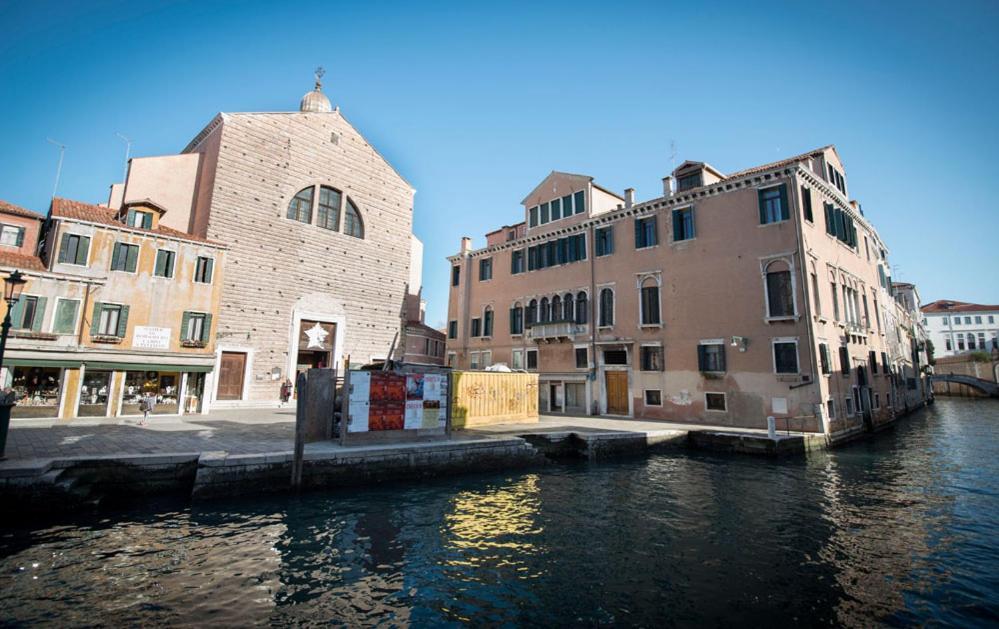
[14,227,25,247]
[778,184,789,220]
[204,258,214,283]
[58,233,70,263]
[117,305,130,338]
[125,245,138,272]
[202,314,213,343]
[718,345,726,371]
[8,298,25,328]
[820,344,830,374]
[634,218,643,247]
[840,347,850,375]
[758,188,767,224]
[30,296,47,332]
[869,351,878,374]
[181,311,192,341]
[126,209,136,226]
[78,236,90,265]
[672,210,681,241]
[90,302,104,336]
[155,251,166,276]
[697,345,707,371]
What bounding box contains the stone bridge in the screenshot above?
[929,373,999,397]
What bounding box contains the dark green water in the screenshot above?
[1,398,998,627]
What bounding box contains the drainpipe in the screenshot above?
[788,168,823,431]
[589,221,598,414]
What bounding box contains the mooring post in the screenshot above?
[340,355,351,447]
[291,371,308,488]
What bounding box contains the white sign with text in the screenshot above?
[132,326,172,350]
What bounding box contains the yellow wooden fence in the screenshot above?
[450,371,539,428]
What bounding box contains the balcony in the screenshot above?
[527,319,588,342]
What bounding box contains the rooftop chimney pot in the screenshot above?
[624,188,635,208]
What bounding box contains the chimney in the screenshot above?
[662,176,674,197]
[460,236,472,254]
[624,188,635,209]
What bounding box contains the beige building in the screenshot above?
[0,197,225,419]
[101,75,421,406]
[447,147,929,439]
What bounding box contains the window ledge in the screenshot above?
[91,335,123,344]
[700,371,725,379]
[670,237,696,245]
[9,331,58,341]
[639,323,663,329]
[815,316,828,324]
[635,245,659,251]
[765,315,798,323]
[758,219,789,228]
[181,340,208,348]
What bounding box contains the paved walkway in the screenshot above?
[3,409,773,463]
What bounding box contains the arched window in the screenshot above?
[317,186,342,231]
[540,297,550,323]
[510,302,524,335]
[563,293,574,321]
[639,277,661,325]
[344,198,364,238]
[576,291,588,324]
[551,295,562,322]
[483,306,494,337]
[527,299,538,325]
[765,260,794,318]
[287,186,314,224]
[599,288,614,327]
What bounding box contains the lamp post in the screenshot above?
[0,269,27,458]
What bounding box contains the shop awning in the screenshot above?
[3,358,83,368]
[85,361,214,373]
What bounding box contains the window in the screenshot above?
[110,242,139,272]
[527,234,586,271]
[698,342,725,373]
[287,187,314,223]
[470,318,481,337]
[479,258,493,281]
[975,315,982,324]
[824,202,857,247]
[831,282,840,321]
[317,186,342,231]
[575,291,588,324]
[452,265,460,286]
[526,299,538,325]
[483,307,493,337]
[512,349,524,370]
[529,206,539,227]
[561,293,573,322]
[91,302,128,337]
[810,272,821,316]
[58,233,90,265]
[758,184,788,224]
[839,346,850,376]
[599,288,614,327]
[705,392,727,412]
[182,311,211,343]
[595,226,614,256]
[990,315,995,324]
[640,345,663,371]
[869,350,878,374]
[154,249,175,278]
[765,261,794,318]
[827,399,836,419]
[540,202,550,224]
[52,299,79,334]
[194,257,214,283]
[640,279,661,325]
[635,216,658,249]
[644,390,663,406]
[447,352,456,367]
[574,190,585,215]
[801,186,813,222]
[540,297,550,323]
[127,209,153,229]
[509,304,524,335]
[575,347,588,369]
[481,351,492,368]
[957,334,965,351]
[874,393,880,410]
[470,352,481,370]
[676,172,702,192]
[845,395,855,417]
[773,340,799,374]
[344,199,364,238]
[11,295,41,330]
[968,334,976,350]
[0,224,25,247]
[448,320,457,339]
[511,250,525,274]
[526,349,538,370]
[672,207,694,241]
[819,343,831,374]
[550,197,561,221]
[964,316,971,325]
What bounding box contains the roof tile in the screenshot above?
[50,198,224,246]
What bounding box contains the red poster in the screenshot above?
[367,372,405,430]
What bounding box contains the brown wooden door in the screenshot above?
[218,352,246,400]
[605,371,629,415]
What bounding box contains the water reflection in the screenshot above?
[0,399,996,626]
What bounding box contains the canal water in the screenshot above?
[1,398,997,627]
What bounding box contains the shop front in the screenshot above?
[1,359,82,420]
[78,369,112,417]
[84,362,214,418]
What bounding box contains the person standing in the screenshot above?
[139,393,155,426]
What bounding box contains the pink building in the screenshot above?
[446,147,929,439]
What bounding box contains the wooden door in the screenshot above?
[218,352,246,400]
[605,371,629,415]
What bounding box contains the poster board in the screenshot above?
[347,370,449,435]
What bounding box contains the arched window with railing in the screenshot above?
[563,293,574,321]
[551,295,562,322]
[527,299,538,325]
[576,291,588,324]
[287,186,314,224]
[540,297,550,323]
[599,288,614,327]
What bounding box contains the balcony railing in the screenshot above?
[527,319,588,341]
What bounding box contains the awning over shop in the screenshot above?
[85,362,214,373]
[3,358,83,368]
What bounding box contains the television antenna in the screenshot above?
[46,138,66,199]
[116,132,132,182]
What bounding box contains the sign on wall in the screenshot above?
[299,320,336,351]
[348,371,448,433]
[132,326,171,350]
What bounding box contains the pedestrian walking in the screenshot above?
[280,379,292,407]
[139,393,155,426]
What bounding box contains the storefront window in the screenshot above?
[10,367,62,418]
[121,371,180,415]
[78,370,112,417]
[184,373,205,414]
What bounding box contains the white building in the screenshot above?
[921,300,999,357]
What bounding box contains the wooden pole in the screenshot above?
[291,371,307,488]
[340,355,351,447]
[445,369,453,439]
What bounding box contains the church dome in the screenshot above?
[300,67,332,112]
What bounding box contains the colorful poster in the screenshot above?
[404,400,424,429]
[421,374,445,428]
[367,372,405,431]
[348,370,449,433]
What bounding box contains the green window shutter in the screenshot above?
[8,298,25,329]
[125,245,138,272]
[77,236,90,265]
[111,243,121,270]
[142,213,152,229]
[201,313,212,343]
[90,302,104,336]
[180,311,192,340]
[15,227,25,247]
[116,305,130,338]
[31,296,47,332]
[758,188,767,224]
[58,233,70,263]
[634,218,643,247]
[155,250,166,276]
[126,209,136,226]
[574,190,585,214]
[205,258,214,283]
[778,184,789,220]
[672,210,681,241]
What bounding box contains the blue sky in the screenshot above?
[1,0,997,327]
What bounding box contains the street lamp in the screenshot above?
[0,269,26,459]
